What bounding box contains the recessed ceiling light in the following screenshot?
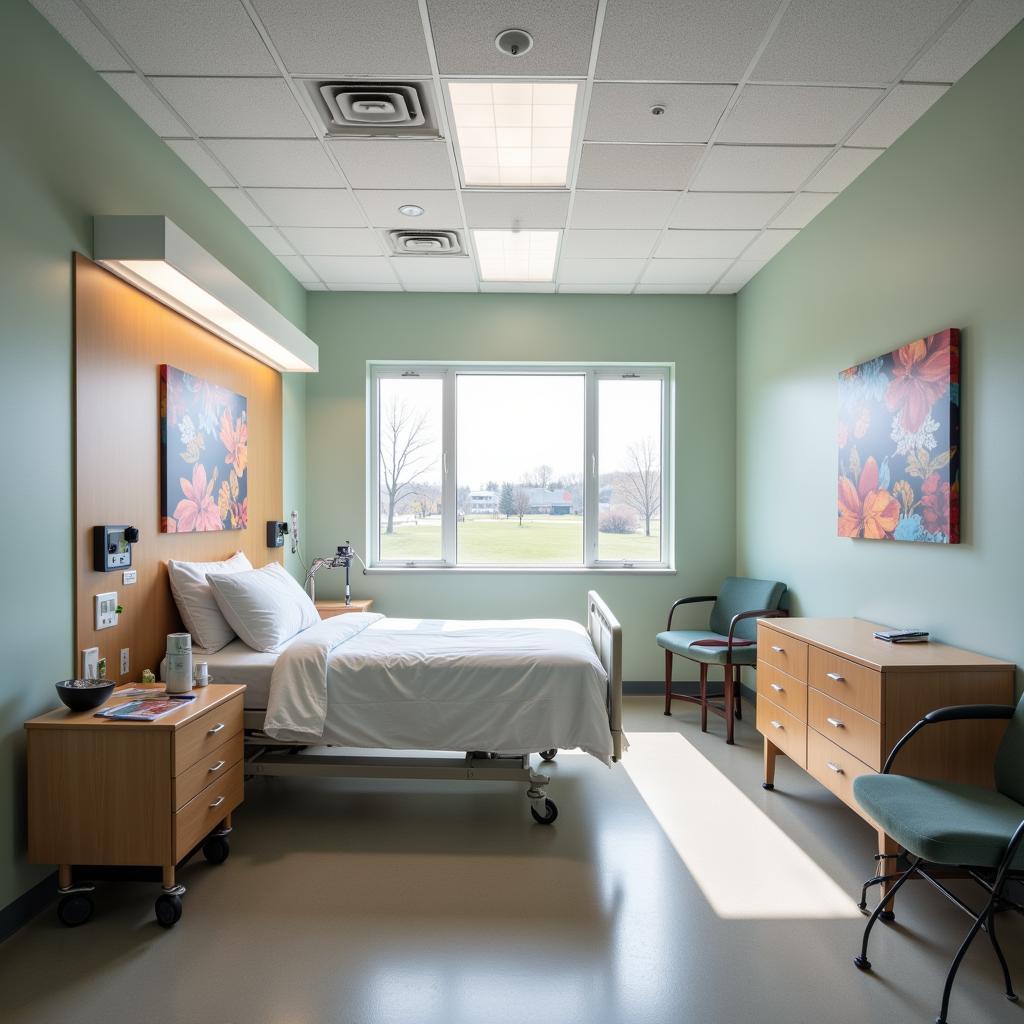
[472,229,560,282]
[398,204,424,217]
[449,82,578,188]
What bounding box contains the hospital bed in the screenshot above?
[190,592,623,824]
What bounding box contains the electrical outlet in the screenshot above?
[95,591,118,630]
[120,648,130,675]
[82,647,99,679]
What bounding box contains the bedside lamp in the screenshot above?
[305,542,364,604]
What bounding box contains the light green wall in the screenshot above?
[304,292,737,682]
[282,372,308,580]
[736,24,1024,682]
[0,1,307,912]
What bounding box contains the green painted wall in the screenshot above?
[0,1,307,912]
[305,292,737,682]
[736,25,1024,682]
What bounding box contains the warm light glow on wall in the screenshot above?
[472,229,561,282]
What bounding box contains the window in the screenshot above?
[369,364,672,569]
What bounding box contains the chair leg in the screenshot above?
[724,664,735,744]
[663,651,673,716]
[854,857,920,971]
[986,904,1018,1003]
[936,891,1002,1023]
[699,663,708,732]
[734,666,742,720]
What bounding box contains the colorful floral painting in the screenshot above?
[838,329,960,544]
[160,365,248,533]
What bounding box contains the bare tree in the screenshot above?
[379,395,436,534]
[620,437,661,536]
[534,464,553,488]
[512,488,531,526]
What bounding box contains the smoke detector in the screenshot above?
[306,81,440,138]
[495,29,534,57]
[389,230,462,255]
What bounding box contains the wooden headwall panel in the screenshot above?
[75,254,283,683]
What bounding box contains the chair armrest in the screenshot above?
[726,608,789,659]
[666,595,717,632]
[882,704,1016,774]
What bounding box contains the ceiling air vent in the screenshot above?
[307,81,440,138]
[389,230,462,255]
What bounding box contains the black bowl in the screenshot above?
[55,679,116,711]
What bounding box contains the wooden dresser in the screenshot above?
[757,618,1014,865]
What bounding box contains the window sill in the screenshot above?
[365,566,677,576]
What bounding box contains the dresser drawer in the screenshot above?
[758,625,808,680]
[173,696,243,775]
[756,662,807,720]
[808,689,882,770]
[174,731,243,810]
[757,695,807,768]
[174,762,243,860]
[807,648,881,720]
[807,729,875,814]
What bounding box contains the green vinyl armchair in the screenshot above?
[656,576,787,744]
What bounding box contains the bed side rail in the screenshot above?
[587,590,624,761]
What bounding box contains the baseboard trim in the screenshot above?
[624,680,757,702]
[0,871,55,944]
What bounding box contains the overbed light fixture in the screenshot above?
[472,229,560,282]
[93,215,319,373]
[448,82,578,187]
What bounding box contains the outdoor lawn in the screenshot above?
[379,514,661,563]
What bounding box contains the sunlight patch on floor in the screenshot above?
[622,732,862,920]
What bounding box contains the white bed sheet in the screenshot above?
[161,639,286,708]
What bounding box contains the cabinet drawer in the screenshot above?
[173,696,243,775]
[807,648,881,720]
[758,625,808,680]
[808,689,882,770]
[807,729,875,815]
[174,762,243,861]
[174,732,243,810]
[757,696,807,768]
[756,662,807,720]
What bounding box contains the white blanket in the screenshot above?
[263,613,615,764]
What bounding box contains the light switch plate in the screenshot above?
[120,648,130,675]
[95,591,118,630]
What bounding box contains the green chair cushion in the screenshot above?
[853,774,1024,868]
[709,577,787,641]
[655,630,758,666]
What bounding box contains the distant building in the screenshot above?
[524,487,573,515]
[469,490,499,514]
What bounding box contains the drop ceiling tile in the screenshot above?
[393,257,478,290]
[247,188,366,227]
[426,0,598,76]
[772,192,837,229]
[355,190,463,229]
[743,229,799,261]
[462,192,570,229]
[561,230,660,259]
[596,0,781,81]
[641,259,733,285]
[305,256,397,284]
[711,283,739,294]
[282,227,382,256]
[210,188,270,226]
[84,0,277,75]
[151,77,313,139]
[251,0,432,76]
[752,0,962,84]
[277,255,319,284]
[101,73,189,137]
[330,140,453,189]
[481,283,558,293]
[249,226,294,255]
[577,144,703,190]
[805,148,883,192]
[326,283,401,291]
[717,259,766,288]
[692,146,830,191]
[206,140,344,187]
[166,140,234,186]
[654,229,757,259]
[558,259,647,285]
[570,191,679,229]
[908,0,1024,82]
[31,0,130,70]
[846,85,948,147]
[586,84,734,144]
[718,86,883,145]
[668,192,789,229]
[635,284,711,294]
[558,284,636,293]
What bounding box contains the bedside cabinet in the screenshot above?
[316,598,374,619]
[26,683,245,928]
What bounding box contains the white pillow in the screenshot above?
[167,551,252,653]
[206,562,319,653]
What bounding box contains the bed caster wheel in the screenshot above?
[539,749,557,762]
[530,798,558,825]
[155,893,183,929]
[853,956,871,971]
[57,893,93,928]
[202,835,230,865]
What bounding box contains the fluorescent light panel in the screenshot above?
[449,82,577,187]
[472,229,560,282]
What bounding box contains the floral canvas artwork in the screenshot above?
[838,328,960,544]
[160,365,248,533]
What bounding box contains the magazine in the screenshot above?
[95,699,186,722]
[114,686,196,701]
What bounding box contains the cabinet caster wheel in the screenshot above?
[879,910,895,922]
[853,956,871,971]
[530,798,558,825]
[57,893,93,928]
[762,783,774,790]
[202,835,230,864]
[155,893,182,929]
[539,749,557,762]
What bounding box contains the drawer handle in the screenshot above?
[208,722,225,735]
[209,795,225,809]
[770,683,785,693]
[208,760,226,773]
[826,761,844,775]
[826,716,845,729]
[825,672,845,682]
[770,720,783,730]
[771,645,784,653]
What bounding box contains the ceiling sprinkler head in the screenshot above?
[398,204,425,217]
[495,28,534,58]
[650,104,666,116]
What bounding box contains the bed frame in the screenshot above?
[241,591,623,823]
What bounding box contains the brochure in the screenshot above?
[95,699,185,722]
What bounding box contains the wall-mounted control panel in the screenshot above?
[93,525,139,572]
[95,591,118,630]
[267,520,289,548]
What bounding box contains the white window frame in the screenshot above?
[367,362,674,572]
